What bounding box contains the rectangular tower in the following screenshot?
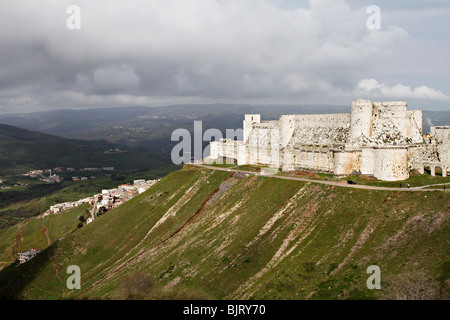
[243,114,260,143]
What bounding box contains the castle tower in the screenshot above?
[373,101,408,139]
[373,147,409,181]
[350,99,373,143]
[243,114,260,143]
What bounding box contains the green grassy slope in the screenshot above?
[0,166,448,300]
[0,204,89,268]
[0,164,180,230]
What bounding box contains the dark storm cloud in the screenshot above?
[0,0,448,113]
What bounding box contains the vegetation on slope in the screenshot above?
[0,204,89,269]
[0,165,180,229]
[0,165,448,300]
[0,123,169,175]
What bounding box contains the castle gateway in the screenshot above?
[209,99,450,181]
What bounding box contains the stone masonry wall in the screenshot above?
[286,114,350,146]
[373,148,409,181]
[334,151,362,176]
[209,100,449,181]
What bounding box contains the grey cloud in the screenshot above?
[0,0,448,113]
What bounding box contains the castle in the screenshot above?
[209,99,450,181]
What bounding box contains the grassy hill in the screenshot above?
[0,204,89,266]
[0,122,178,229]
[0,165,448,300]
[0,123,169,175]
[0,165,179,230]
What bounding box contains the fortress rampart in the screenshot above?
[210,99,450,181]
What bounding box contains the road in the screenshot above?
[193,164,450,192]
[90,197,98,221]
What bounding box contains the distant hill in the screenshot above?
[422,110,450,132]
[0,104,448,158]
[0,165,448,300]
[0,123,169,175]
[0,104,349,160]
[0,104,349,139]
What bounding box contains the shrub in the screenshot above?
[120,272,154,300]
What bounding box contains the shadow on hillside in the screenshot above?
[0,244,59,300]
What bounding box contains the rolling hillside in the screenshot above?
[0,165,448,300]
[0,123,169,175]
[0,204,89,268]
[0,105,350,161]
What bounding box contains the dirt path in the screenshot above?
[90,197,98,221]
[41,216,51,247]
[194,164,449,192]
[48,252,65,298]
[418,182,450,189]
[40,215,65,298]
[13,218,31,259]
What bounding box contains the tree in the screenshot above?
[97,206,107,216]
[120,272,154,300]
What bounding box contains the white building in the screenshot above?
[18,249,40,264]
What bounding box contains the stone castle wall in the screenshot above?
[284,114,350,146]
[373,147,409,181]
[209,99,450,181]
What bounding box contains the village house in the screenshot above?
[43,179,157,217]
[18,249,40,264]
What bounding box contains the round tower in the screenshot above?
[350,99,373,142]
[373,147,409,181]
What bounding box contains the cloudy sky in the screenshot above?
[0,0,449,113]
